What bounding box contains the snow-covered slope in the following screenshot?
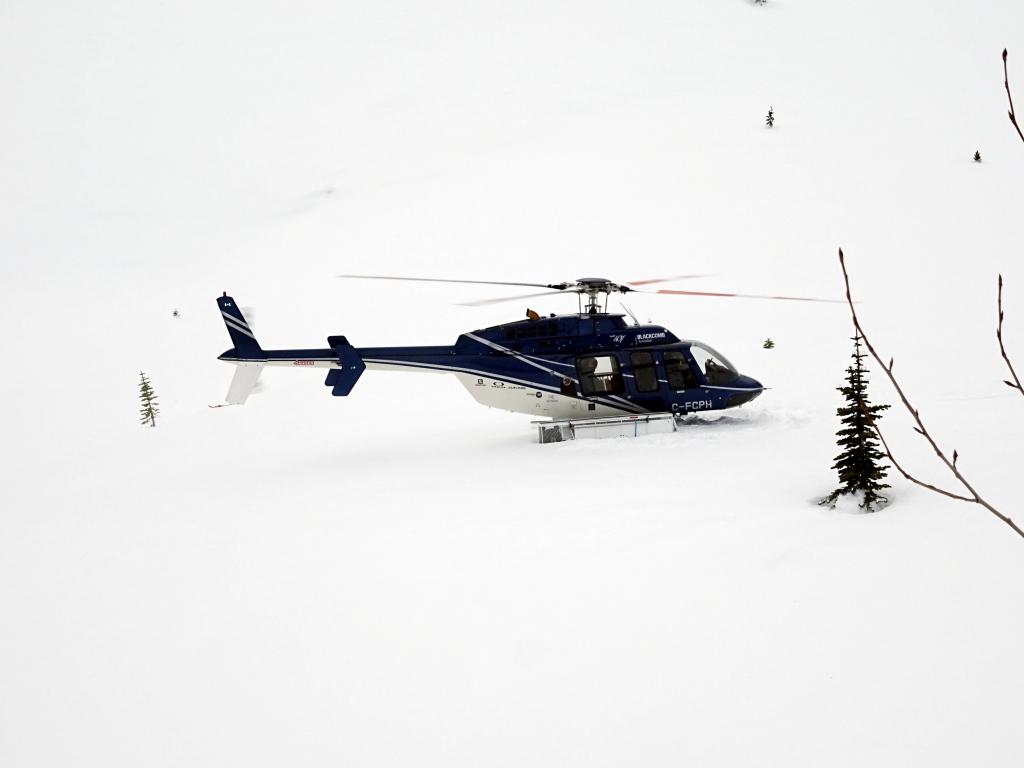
[3,2,1024,765]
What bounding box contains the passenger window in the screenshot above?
[630,351,660,393]
[576,355,625,396]
[664,351,698,390]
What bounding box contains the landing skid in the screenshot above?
[533,412,676,443]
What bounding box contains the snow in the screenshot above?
[3,1,1024,765]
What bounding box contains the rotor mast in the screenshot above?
[574,278,623,314]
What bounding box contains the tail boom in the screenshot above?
[216,293,366,401]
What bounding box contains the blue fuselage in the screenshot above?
[217,303,763,418]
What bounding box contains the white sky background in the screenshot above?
[2,2,1024,766]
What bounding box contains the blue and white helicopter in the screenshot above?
[216,275,834,419]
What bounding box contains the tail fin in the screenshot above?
[217,293,263,358]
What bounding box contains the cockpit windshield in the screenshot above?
[688,342,739,385]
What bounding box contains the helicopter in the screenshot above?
[215,275,837,419]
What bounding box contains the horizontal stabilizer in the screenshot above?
[226,362,265,405]
[324,335,365,396]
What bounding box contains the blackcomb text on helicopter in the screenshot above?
[215,275,839,419]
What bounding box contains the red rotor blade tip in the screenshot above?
[655,289,842,303]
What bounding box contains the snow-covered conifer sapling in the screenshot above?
[821,334,890,510]
[139,371,160,428]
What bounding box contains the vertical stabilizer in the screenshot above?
[217,294,263,358]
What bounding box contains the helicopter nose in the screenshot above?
[725,374,764,407]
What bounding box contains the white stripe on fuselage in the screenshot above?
[464,333,573,380]
[702,385,764,392]
[220,357,337,368]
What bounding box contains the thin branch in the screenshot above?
[862,406,974,503]
[838,248,1024,540]
[997,274,1024,396]
[1005,49,1024,146]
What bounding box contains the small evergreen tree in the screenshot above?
[973,150,982,162]
[763,338,775,349]
[139,371,159,428]
[821,335,891,510]
[765,106,774,127]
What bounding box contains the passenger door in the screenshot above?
[626,351,662,398]
[663,350,699,391]
[575,354,625,398]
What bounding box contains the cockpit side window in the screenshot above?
[688,343,739,385]
[576,355,625,396]
[630,351,660,393]
[664,350,698,390]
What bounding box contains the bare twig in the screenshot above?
[867,414,974,503]
[1005,49,1024,146]
[838,248,1024,540]
[998,274,1024,396]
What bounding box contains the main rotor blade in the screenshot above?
[337,274,560,290]
[653,288,843,303]
[625,274,709,286]
[457,290,569,307]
